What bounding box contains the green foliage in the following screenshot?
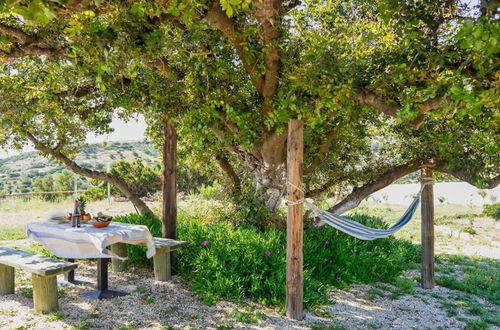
[54,170,74,192]
[114,212,419,308]
[113,213,162,267]
[483,203,500,220]
[0,227,25,240]
[198,181,224,200]
[81,187,107,202]
[436,256,500,305]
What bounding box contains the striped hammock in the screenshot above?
[305,198,420,240]
[303,178,435,240]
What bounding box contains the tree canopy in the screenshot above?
[0,0,498,213]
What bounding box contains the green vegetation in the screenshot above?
[0,227,25,241]
[483,203,500,220]
[114,211,419,308]
[435,255,500,305]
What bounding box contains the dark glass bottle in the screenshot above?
[72,200,81,228]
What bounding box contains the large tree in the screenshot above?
[0,0,498,213]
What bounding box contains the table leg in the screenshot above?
[82,258,128,300]
[64,259,75,283]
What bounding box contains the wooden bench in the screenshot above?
[0,247,77,313]
[152,237,187,281]
[109,238,186,281]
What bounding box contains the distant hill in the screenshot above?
[0,141,160,194]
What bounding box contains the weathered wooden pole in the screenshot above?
[286,118,304,320]
[421,167,435,289]
[162,119,177,265]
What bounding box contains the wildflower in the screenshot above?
[201,240,209,247]
[265,251,271,257]
[324,241,330,245]
[491,276,495,281]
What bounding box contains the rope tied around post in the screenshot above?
[285,180,305,206]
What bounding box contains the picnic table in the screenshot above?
[26,221,156,299]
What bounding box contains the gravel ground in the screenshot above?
[0,260,498,330]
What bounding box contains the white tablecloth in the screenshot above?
[26,222,156,259]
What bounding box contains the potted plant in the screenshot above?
[77,197,92,221]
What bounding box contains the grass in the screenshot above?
[45,311,67,322]
[0,308,16,316]
[0,226,26,240]
[0,197,73,213]
[435,255,500,305]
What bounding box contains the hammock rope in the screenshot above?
[286,179,434,240]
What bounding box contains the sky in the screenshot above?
[0,115,147,159]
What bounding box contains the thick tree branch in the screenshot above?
[325,161,423,217]
[253,0,282,116]
[357,90,446,129]
[205,1,263,94]
[25,132,154,215]
[0,22,63,60]
[215,155,241,191]
[434,164,500,189]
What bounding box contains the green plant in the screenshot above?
[45,311,66,321]
[436,256,500,305]
[198,182,223,200]
[465,320,490,330]
[19,286,33,298]
[114,211,419,309]
[77,196,87,215]
[483,203,500,220]
[229,309,264,324]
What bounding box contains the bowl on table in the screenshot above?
[91,215,113,228]
[92,220,111,228]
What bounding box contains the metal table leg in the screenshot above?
[64,258,75,283]
[82,258,128,300]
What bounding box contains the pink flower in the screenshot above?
[201,240,208,247]
[265,251,271,257]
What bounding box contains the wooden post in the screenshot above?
[111,243,128,272]
[286,118,304,320]
[421,167,435,289]
[0,264,15,294]
[162,119,177,266]
[153,247,171,281]
[32,274,58,313]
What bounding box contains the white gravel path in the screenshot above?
[1,260,498,330]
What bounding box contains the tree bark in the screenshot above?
[420,167,435,289]
[25,132,154,215]
[215,155,241,191]
[286,118,304,320]
[162,120,177,266]
[325,163,422,217]
[162,120,177,239]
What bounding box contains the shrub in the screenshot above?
[483,203,500,220]
[114,212,420,308]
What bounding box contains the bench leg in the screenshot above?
[0,264,14,294]
[111,243,128,272]
[153,249,171,281]
[32,274,58,313]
